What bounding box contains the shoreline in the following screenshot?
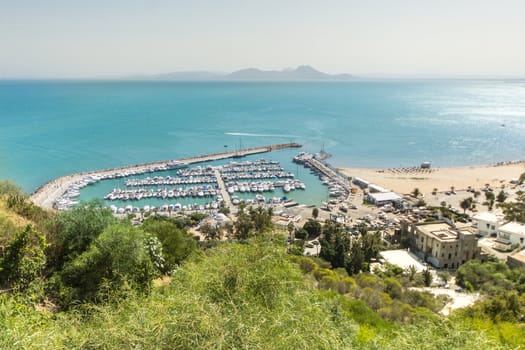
[338,161,525,196]
[29,143,525,210]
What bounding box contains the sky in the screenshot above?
[1,0,524,78]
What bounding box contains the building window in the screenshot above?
[448,253,451,259]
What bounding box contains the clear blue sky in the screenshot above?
[1,0,524,78]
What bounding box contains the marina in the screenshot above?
[29,143,305,210]
[28,143,356,216]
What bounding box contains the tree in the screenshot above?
[485,191,496,211]
[303,219,322,238]
[287,222,295,241]
[142,218,198,272]
[320,221,349,269]
[460,197,473,213]
[0,225,46,291]
[422,269,433,287]
[496,190,507,203]
[312,207,319,220]
[412,188,420,198]
[361,231,382,263]
[249,206,273,234]
[57,223,161,305]
[346,238,364,274]
[200,222,221,241]
[438,271,451,285]
[500,192,525,224]
[46,200,117,270]
[234,212,253,240]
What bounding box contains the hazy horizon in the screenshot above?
[1,0,525,79]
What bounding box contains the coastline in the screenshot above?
[339,161,525,196]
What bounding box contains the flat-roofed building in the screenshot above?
[367,191,402,206]
[472,212,504,237]
[352,177,370,189]
[368,184,389,193]
[497,221,525,246]
[409,221,480,269]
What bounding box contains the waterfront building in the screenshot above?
[367,192,402,206]
[408,221,480,269]
[352,177,370,189]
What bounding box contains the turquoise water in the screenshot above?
[1,80,525,197]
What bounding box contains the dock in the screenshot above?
[30,143,302,209]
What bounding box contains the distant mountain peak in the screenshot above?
[226,65,354,81]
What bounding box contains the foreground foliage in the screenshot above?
[0,181,524,348]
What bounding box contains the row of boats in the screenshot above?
[54,161,189,209]
[293,152,350,200]
[55,157,317,211]
[109,201,221,215]
[104,185,220,201]
[124,175,217,187]
[225,179,305,194]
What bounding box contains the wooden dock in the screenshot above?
[30,143,302,209]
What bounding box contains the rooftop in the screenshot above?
[380,249,426,272]
[472,212,503,223]
[415,222,472,242]
[368,191,402,202]
[499,221,525,236]
[509,248,525,264]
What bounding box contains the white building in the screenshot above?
[471,212,504,237]
[367,191,402,206]
[497,222,525,246]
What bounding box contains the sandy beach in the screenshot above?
[339,162,525,196]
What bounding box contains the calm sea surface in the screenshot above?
[1,80,525,202]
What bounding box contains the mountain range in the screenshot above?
[135,65,354,81]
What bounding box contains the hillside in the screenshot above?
[1,180,525,349]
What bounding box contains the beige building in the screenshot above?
[507,248,525,268]
[408,221,480,269]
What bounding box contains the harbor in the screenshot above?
[30,143,302,210]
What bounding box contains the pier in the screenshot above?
[30,143,302,209]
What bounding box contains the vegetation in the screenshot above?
[0,180,524,348]
[500,191,525,222]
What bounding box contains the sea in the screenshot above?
[1,80,525,206]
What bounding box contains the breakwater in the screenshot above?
[30,143,302,209]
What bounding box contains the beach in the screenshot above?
[339,162,525,196]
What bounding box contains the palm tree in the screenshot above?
[460,197,473,213]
